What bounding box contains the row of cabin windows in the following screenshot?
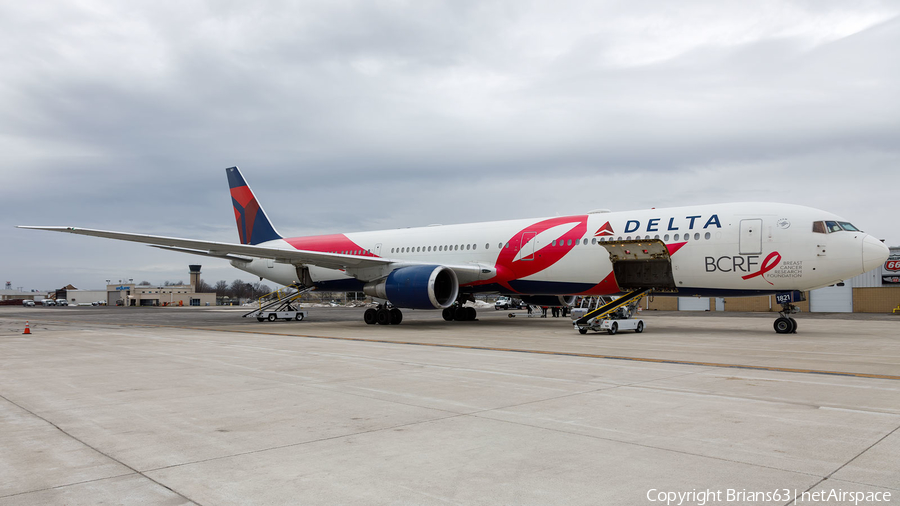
[387,232,715,255]
[391,244,483,254]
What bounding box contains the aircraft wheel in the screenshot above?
[774,317,792,334]
[578,327,588,335]
[364,308,377,325]
[442,308,454,321]
[268,314,277,322]
[466,307,476,321]
[607,322,618,335]
[390,308,403,325]
[455,306,468,321]
[376,309,391,325]
[295,313,304,321]
[789,317,797,333]
[635,321,644,333]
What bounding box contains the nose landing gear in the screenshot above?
[774,302,799,334]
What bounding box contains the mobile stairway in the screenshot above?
[573,288,651,334]
[243,285,315,322]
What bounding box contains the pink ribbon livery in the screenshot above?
[742,251,782,285]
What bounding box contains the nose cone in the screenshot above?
[862,235,890,272]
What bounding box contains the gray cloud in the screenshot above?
[2,0,898,290]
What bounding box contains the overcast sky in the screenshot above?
[2,0,898,291]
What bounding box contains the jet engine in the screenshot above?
[519,295,576,307]
[363,265,459,309]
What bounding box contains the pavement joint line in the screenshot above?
[0,393,204,506]
[0,473,138,500]
[143,411,468,474]
[785,423,900,505]
[469,408,825,481]
[25,318,900,381]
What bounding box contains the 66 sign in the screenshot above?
[886,260,900,272]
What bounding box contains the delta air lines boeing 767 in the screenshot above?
[20,166,889,334]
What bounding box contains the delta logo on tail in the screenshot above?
[227,166,281,246]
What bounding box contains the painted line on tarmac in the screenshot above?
[16,318,900,381]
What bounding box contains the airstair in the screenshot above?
[243,285,315,319]
[573,288,651,327]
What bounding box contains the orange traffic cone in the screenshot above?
[23,321,31,335]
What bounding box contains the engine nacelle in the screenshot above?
[363,265,459,309]
[519,295,576,307]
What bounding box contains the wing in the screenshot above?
[17,226,393,270]
[17,226,491,282]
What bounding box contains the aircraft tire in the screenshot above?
[455,306,468,321]
[376,309,391,325]
[466,307,476,321]
[789,317,797,333]
[442,308,454,321]
[364,308,377,325]
[390,308,403,325]
[774,317,792,334]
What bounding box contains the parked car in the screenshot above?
[55,299,69,306]
[494,297,524,310]
[23,300,35,307]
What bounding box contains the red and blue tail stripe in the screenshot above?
[226,167,282,245]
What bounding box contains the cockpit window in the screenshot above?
[825,221,842,233]
[814,220,863,233]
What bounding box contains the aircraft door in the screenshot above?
[739,219,762,255]
[520,232,536,260]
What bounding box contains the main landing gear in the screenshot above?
[442,302,477,322]
[774,301,799,334]
[364,304,403,325]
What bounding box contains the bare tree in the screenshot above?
[214,280,228,296]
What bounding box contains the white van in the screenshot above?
[41,299,56,306]
[55,299,69,306]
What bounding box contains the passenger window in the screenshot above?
[694,233,700,240]
[583,238,588,245]
[674,234,679,241]
[812,221,826,234]
[704,232,711,240]
[567,239,572,246]
[591,238,596,245]
[485,243,489,249]
[664,234,669,241]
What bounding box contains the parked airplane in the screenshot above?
[20,166,889,333]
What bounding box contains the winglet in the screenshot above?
[226,166,282,245]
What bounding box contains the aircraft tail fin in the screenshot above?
[226,166,282,245]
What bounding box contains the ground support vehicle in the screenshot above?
[574,289,650,335]
[244,285,313,322]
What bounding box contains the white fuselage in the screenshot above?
[232,202,886,297]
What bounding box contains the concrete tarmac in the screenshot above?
[1,306,898,505]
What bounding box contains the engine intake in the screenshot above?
[519,295,575,307]
[364,265,459,309]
